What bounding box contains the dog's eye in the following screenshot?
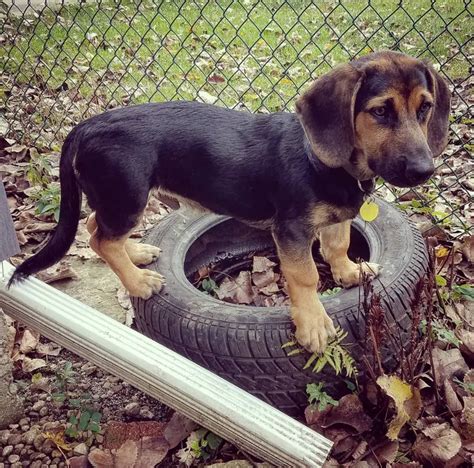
[419,102,432,114]
[371,106,387,118]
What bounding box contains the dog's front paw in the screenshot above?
[128,270,165,299]
[292,306,337,354]
[126,242,162,266]
[332,261,381,288]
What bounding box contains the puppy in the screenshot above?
[9,51,450,353]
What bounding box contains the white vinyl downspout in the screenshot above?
[0,261,332,467]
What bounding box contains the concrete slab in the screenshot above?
[53,255,126,323]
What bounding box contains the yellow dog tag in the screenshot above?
[359,199,379,222]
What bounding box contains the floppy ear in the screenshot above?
[295,64,363,168]
[424,64,451,156]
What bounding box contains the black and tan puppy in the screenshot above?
[9,51,450,353]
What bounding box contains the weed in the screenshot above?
[283,327,358,379]
[28,184,61,222]
[453,377,474,395]
[306,382,339,411]
[199,278,218,296]
[50,361,102,440]
[178,429,223,466]
[420,318,462,348]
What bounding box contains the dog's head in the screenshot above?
[295,51,451,187]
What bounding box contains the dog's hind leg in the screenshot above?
[86,202,163,299]
[89,216,164,300]
[320,220,380,288]
[87,212,161,266]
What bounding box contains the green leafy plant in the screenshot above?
[283,327,358,378]
[320,286,342,297]
[453,377,474,395]
[199,278,218,296]
[26,150,54,187]
[178,428,223,464]
[452,284,474,301]
[306,382,339,411]
[65,402,101,439]
[420,319,461,347]
[50,362,102,439]
[28,184,61,222]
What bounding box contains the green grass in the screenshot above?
[2,0,472,116]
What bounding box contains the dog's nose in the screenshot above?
[405,158,435,185]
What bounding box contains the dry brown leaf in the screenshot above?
[36,262,78,283]
[36,342,62,356]
[252,256,276,273]
[22,357,47,372]
[163,412,199,450]
[462,235,474,262]
[19,329,40,354]
[216,271,254,304]
[104,421,165,449]
[306,394,372,434]
[458,329,474,361]
[23,221,56,233]
[413,422,461,465]
[114,439,139,466]
[432,348,468,382]
[88,448,114,467]
[260,282,280,296]
[252,269,275,288]
[444,380,463,413]
[462,396,474,426]
[375,439,399,463]
[377,374,421,440]
[135,436,169,466]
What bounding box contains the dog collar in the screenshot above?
[357,178,376,195]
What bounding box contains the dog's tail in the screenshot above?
[8,130,82,287]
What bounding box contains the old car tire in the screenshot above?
[132,199,428,416]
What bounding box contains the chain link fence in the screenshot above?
[1,0,472,236]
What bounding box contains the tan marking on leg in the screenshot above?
[319,220,380,288]
[275,241,336,354]
[86,212,97,235]
[125,240,162,266]
[89,232,164,300]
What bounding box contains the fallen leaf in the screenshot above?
[163,412,199,449]
[208,73,225,83]
[458,329,474,361]
[306,394,372,433]
[252,256,276,273]
[377,374,421,440]
[88,448,114,467]
[135,436,169,466]
[252,269,275,288]
[36,262,78,283]
[36,342,62,356]
[444,379,463,413]
[114,439,139,466]
[260,282,279,296]
[462,235,474,262]
[413,422,461,465]
[216,271,254,304]
[432,348,468,382]
[23,221,56,233]
[104,421,165,449]
[22,357,47,372]
[19,329,40,354]
[461,396,474,426]
[375,439,399,463]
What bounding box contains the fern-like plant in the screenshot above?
[282,327,358,378]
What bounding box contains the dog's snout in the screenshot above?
[405,155,435,185]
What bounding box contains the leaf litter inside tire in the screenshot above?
[189,247,341,307]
